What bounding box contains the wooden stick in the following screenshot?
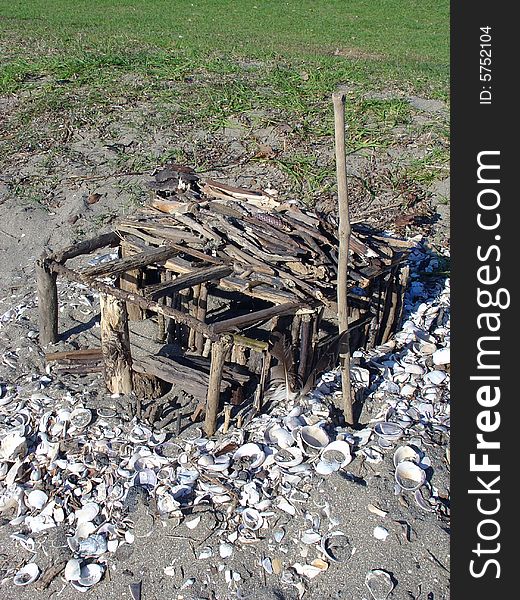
[188,284,200,350]
[144,265,232,301]
[51,231,119,264]
[195,284,209,354]
[333,90,354,425]
[36,256,59,345]
[204,336,232,436]
[99,293,133,395]
[82,245,177,278]
[211,301,304,334]
[120,241,144,321]
[222,404,232,434]
[254,350,271,412]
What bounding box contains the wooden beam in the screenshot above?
[36,256,59,345]
[144,265,233,301]
[211,302,304,334]
[204,336,232,436]
[333,90,354,425]
[99,293,133,395]
[119,240,144,321]
[51,231,120,264]
[82,245,178,278]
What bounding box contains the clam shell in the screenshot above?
[26,490,48,510]
[75,503,99,524]
[395,461,426,490]
[232,443,265,469]
[65,559,82,581]
[13,563,40,586]
[320,441,352,468]
[241,507,263,530]
[299,425,329,453]
[433,347,450,365]
[365,569,394,600]
[273,447,303,468]
[373,526,389,541]
[320,531,351,563]
[373,422,403,441]
[265,425,294,448]
[78,534,107,557]
[219,542,234,558]
[77,563,104,587]
[393,445,420,467]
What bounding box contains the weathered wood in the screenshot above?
[46,348,102,362]
[83,245,177,278]
[36,257,59,345]
[298,315,312,382]
[211,301,304,334]
[188,284,201,350]
[120,241,144,321]
[333,90,354,425]
[254,351,271,412]
[204,336,232,436]
[99,293,133,395]
[48,260,218,340]
[195,284,209,354]
[51,231,119,264]
[144,265,233,301]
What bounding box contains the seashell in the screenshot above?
[203,455,231,472]
[299,425,329,454]
[273,529,285,543]
[320,531,351,563]
[274,447,303,468]
[319,441,352,469]
[56,408,71,423]
[185,516,201,530]
[75,503,99,524]
[75,521,96,539]
[393,445,420,467]
[107,539,119,552]
[78,534,107,557]
[53,506,65,523]
[13,563,40,586]
[424,370,447,385]
[233,443,265,469]
[400,383,417,397]
[417,341,437,355]
[373,526,389,541]
[293,562,323,580]
[365,569,394,600]
[374,422,403,442]
[262,557,273,574]
[219,542,234,558]
[125,530,135,544]
[433,347,450,365]
[283,415,305,431]
[272,557,283,575]
[395,461,426,491]
[26,489,48,510]
[198,547,213,559]
[133,469,157,489]
[367,504,388,518]
[301,530,321,545]
[77,563,104,587]
[177,468,199,486]
[65,559,82,581]
[277,498,296,515]
[156,493,179,515]
[241,507,263,530]
[265,425,294,449]
[69,408,93,429]
[0,431,27,461]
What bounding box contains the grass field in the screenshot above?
[0,1,449,219]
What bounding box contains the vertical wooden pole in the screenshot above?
[254,350,271,413]
[36,257,59,345]
[332,90,354,425]
[195,283,208,355]
[100,293,133,395]
[204,336,231,436]
[120,241,143,321]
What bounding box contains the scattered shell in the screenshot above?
[198,547,213,559]
[395,461,426,491]
[233,443,265,469]
[433,347,450,365]
[70,408,93,429]
[219,542,234,558]
[374,422,404,441]
[299,425,330,454]
[13,563,40,586]
[65,559,82,582]
[185,516,201,530]
[365,569,395,600]
[77,563,104,587]
[26,489,48,510]
[373,526,389,541]
[367,504,388,518]
[320,531,351,563]
[393,445,420,467]
[241,507,263,530]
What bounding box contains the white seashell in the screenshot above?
[78,534,107,557]
[241,507,263,530]
[125,530,135,544]
[26,490,48,510]
[299,425,329,454]
[400,383,417,397]
[374,422,403,441]
[404,363,425,375]
[293,562,323,579]
[373,526,389,541]
[186,516,201,530]
[219,542,234,558]
[262,557,273,574]
[75,503,99,524]
[320,531,351,563]
[277,498,296,515]
[13,563,40,586]
[301,530,321,545]
[156,493,180,515]
[107,539,119,552]
[233,443,265,469]
[424,370,447,385]
[273,529,285,543]
[64,559,82,581]
[395,461,426,491]
[393,445,420,467]
[315,460,339,475]
[274,447,303,468]
[433,347,450,365]
[0,431,27,461]
[77,563,104,587]
[265,425,294,449]
[133,469,157,489]
[320,441,352,468]
[198,547,213,559]
[365,569,394,600]
[203,455,231,472]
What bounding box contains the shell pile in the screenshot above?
[0,238,450,594]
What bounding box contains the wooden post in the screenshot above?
[333,90,354,425]
[120,241,143,321]
[99,293,133,395]
[36,257,59,345]
[254,350,271,413]
[195,283,208,355]
[204,336,232,436]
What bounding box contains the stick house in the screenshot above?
[36,164,411,435]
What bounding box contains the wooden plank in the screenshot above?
[144,265,233,301]
[99,294,133,395]
[83,245,178,278]
[211,301,304,334]
[46,348,102,362]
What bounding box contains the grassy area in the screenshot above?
[0,1,449,210]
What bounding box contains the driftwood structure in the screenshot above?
[36,165,411,435]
